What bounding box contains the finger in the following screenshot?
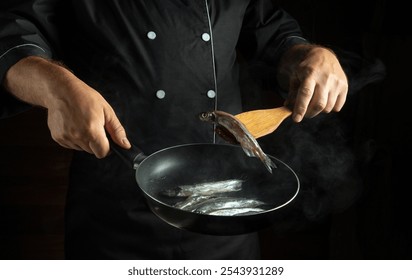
[58,141,89,153]
[104,107,131,149]
[59,142,81,151]
[285,76,300,106]
[333,91,347,112]
[322,90,338,113]
[293,78,316,122]
[89,128,110,159]
[72,140,95,154]
[326,76,348,113]
[51,133,88,152]
[306,84,328,118]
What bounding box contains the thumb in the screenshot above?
[104,107,131,149]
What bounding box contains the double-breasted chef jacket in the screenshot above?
[0,0,307,259]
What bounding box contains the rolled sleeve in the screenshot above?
[0,43,50,83]
[0,0,59,118]
[274,35,310,62]
[237,0,310,98]
[238,0,309,65]
[0,43,52,118]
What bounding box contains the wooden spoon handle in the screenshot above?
[235,106,292,139]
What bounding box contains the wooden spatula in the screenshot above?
[235,106,292,139]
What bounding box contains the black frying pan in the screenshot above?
[112,142,299,235]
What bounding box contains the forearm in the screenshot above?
[2,55,130,158]
[2,56,74,109]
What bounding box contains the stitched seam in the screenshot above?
[0,44,46,61]
[204,0,218,143]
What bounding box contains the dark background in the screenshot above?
[1,0,410,259]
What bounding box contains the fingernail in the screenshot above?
[293,113,303,122]
[122,138,131,147]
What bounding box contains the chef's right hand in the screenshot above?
[3,56,131,158]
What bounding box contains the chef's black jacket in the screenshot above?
[0,0,307,259]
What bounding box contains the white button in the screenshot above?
[147,31,157,40]
[156,90,166,99]
[202,33,211,42]
[207,90,216,98]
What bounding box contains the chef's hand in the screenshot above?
[277,44,348,122]
[3,56,131,158]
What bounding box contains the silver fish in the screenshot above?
[192,197,266,214]
[198,111,277,173]
[173,195,212,210]
[161,179,244,197]
[207,207,266,216]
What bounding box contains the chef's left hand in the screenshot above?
[277,44,348,122]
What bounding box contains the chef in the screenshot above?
[0,0,348,259]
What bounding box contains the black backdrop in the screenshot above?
[0,0,410,259]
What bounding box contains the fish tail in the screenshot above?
[263,154,277,173]
[268,156,277,169]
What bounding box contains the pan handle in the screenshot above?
[108,137,146,170]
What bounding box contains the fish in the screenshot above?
[190,196,266,214]
[173,195,213,210]
[173,195,266,216]
[160,179,244,197]
[207,207,266,216]
[198,111,277,173]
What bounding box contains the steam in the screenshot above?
[261,114,362,224]
[239,47,386,231]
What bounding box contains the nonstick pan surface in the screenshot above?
[128,143,300,235]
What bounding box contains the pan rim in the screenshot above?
[135,142,300,217]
